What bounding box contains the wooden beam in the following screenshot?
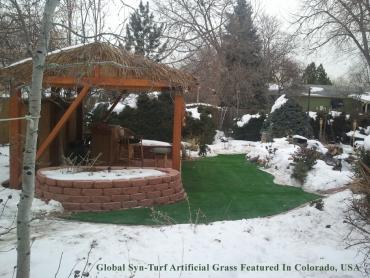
[172,94,184,171]
[102,92,125,122]
[9,87,23,189]
[43,76,175,91]
[36,85,90,160]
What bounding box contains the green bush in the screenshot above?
[232,114,266,141]
[263,98,313,138]
[291,147,319,184]
[114,93,174,142]
[183,106,216,145]
[89,93,174,142]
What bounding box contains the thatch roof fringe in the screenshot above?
[0,42,195,89]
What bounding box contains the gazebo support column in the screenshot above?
[102,92,125,122]
[9,87,23,189]
[172,93,184,171]
[36,85,90,160]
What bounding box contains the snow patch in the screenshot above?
[186,107,201,119]
[364,135,370,151]
[142,140,171,147]
[270,95,288,113]
[329,111,342,118]
[41,168,166,181]
[236,113,261,127]
[310,86,324,93]
[5,43,93,68]
[349,92,370,103]
[268,83,279,91]
[346,130,367,139]
[308,111,317,120]
[186,103,220,109]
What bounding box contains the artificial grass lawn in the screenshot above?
[68,155,318,225]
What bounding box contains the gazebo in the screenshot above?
[0,42,195,190]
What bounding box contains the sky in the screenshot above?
[111,0,353,80]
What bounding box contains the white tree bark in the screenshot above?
[16,1,60,278]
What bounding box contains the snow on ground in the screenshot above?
[0,145,9,183]
[346,130,368,140]
[213,130,229,144]
[244,138,353,192]
[270,95,288,113]
[0,141,366,278]
[236,113,261,127]
[41,168,165,181]
[0,187,365,278]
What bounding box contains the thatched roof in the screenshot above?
[0,42,195,89]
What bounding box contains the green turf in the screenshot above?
[68,155,318,225]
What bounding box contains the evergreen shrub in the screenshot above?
[263,98,313,138]
[291,147,319,184]
[183,106,217,145]
[232,114,266,141]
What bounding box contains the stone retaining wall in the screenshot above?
[36,167,186,212]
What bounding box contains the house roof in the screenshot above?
[0,42,195,90]
[297,84,361,98]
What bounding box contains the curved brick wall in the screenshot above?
[35,167,186,212]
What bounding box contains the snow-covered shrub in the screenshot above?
[263,98,313,138]
[183,106,216,145]
[113,93,174,142]
[232,113,265,141]
[88,93,174,142]
[291,147,319,184]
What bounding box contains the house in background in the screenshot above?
[268,84,365,114]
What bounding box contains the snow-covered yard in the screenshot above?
[0,141,368,277]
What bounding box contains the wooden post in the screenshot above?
[36,85,90,160]
[102,92,125,122]
[172,93,184,171]
[9,86,23,189]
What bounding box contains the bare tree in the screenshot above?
[0,0,67,66]
[258,14,300,90]
[153,0,234,58]
[5,1,61,278]
[295,0,370,70]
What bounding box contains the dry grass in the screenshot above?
[0,42,195,88]
[351,160,370,194]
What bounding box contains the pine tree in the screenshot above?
[221,0,266,113]
[125,1,167,61]
[302,62,317,84]
[263,98,313,138]
[316,64,332,85]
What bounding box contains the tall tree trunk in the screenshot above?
[67,0,73,46]
[16,1,60,278]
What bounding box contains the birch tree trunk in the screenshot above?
[16,1,60,277]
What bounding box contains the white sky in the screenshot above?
[112,0,352,79]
